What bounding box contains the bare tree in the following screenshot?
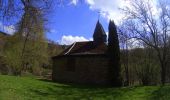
[118,20,142,86]
[118,23,130,86]
[122,0,170,84]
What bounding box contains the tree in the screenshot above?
[3,35,23,75]
[118,26,130,86]
[122,0,170,85]
[17,4,48,73]
[108,20,122,86]
[0,0,54,75]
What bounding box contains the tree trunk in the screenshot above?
[161,62,166,85]
[123,49,129,86]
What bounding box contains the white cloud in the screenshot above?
[84,0,160,25]
[61,35,92,45]
[0,22,15,34]
[50,29,57,33]
[86,0,95,5]
[89,37,93,41]
[70,0,78,5]
[85,0,130,24]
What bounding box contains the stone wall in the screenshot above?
[52,55,111,85]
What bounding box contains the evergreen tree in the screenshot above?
[108,20,122,86]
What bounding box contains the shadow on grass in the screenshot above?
[37,78,118,88]
[38,78,144,88]
[30,79,142,99]
[29,86,135,99]
[37,79,53,83]
[149,85,170,100]
[35,78,170,99]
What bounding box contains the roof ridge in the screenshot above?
[64,42,76,55]
[74,41,93,43]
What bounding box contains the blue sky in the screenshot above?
[0,0,159,45]
[0,0,128,45]
[46,2,108,44]
[45,0,129,45]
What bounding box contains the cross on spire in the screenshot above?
[98,11,101,20]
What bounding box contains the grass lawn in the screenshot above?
[0,75,169,100]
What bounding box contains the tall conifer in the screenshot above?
[108,20,122,86]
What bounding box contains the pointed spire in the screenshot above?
[93,20,107,45]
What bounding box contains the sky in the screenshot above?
[0,0,159,45]
[46,0,128,45]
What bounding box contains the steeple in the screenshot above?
[93,20,107,45]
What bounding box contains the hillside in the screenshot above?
[0,75,169,100]
[0,31,9,45]
[0,31,64,57]
[0,31,9,57]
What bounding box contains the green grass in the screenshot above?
[0,75,170,100]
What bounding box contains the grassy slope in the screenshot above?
[0,75,169,100]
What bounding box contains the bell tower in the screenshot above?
[93,20,107,45]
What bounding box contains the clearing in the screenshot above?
[0,75,169,100]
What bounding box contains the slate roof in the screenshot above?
[59,41,108,55]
